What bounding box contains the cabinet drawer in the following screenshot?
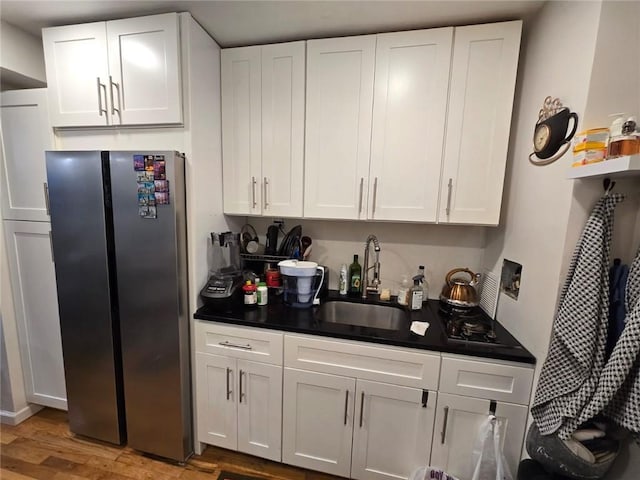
[439,354,533,404]
[284,334,440,389]
[195,321,283,365]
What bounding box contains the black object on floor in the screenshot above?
[518,459,571,480]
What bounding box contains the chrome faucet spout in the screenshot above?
[363,234,382,299]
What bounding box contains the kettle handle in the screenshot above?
[445,268,478,286]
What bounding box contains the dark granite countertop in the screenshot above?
[194,291,535,365]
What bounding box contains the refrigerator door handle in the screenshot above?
[43,182,50,216]
[49,231,54,263]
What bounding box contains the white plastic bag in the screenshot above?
[471,415,513,480]
[409,466,460,480]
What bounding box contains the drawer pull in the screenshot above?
[489,400,497,416]
[359,391,365,428]
[344,390,349,425]
[218,341,253,350]
[422,390,429,408]
[239,369,245,403]
[441,406,449,444]
[226,367,232,400]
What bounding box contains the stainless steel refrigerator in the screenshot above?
[46,150,192,462]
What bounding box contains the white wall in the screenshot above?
[248,217,486,298]
[482,0,602,364]
[484,2,640,476]
[0,21,46,86]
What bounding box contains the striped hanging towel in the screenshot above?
[531,193,624,438]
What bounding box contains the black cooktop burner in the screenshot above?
[438,306,503,345]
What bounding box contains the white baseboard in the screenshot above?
[0,404,43,425]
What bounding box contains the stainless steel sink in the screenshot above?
[317,301,406,330]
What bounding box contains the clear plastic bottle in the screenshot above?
[410,274,425,311]
[339,264,348,295]
[397,276,410,306]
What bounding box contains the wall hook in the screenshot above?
[603,178,616,195]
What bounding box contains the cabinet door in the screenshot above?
[282,368,355,477]
[195,353,237,450]
[439,21,522,225]
[0,89,54,222]
[261,41,305,217]
[3,220,66,409]
[352,381,436,480]
[430,393,528,480]
[42,22,110,127]
[237,360,283,462]
[221,46,262,215]
[368,29,453,222]
[304,36,376,220]
[106,13,182,125]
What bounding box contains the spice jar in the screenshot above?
[243,280,257,307]
[608,117,639,158]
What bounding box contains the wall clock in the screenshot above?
[529,96,578,166]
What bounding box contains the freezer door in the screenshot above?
[109,151,192,461]
[46,150,125,445]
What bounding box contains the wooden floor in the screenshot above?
[0,408,343,480]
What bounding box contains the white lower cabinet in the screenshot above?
[430,393,528,480]
[195,352,282,462]
[3,220,67,409]
[282,368,355,477]
[194,325,533,480]
[351,379,436,480]
[282,367,436,480]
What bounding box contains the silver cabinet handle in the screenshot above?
[239,369,245,403]
[49,231,54,263]
[344,390,349,425]
[251,177,257,208]
[440,406,450,444]
[358,177,364,214]
[218,341,252,350]
[109,76,121,116]
[226,367,232,400]
[372,177,378,217]
[96,78,108,116]
[43,183,50,215]
[263,177,269,209]
[446,178,453,216]
[359,391,365,428]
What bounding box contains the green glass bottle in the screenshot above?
[348,254,362,297]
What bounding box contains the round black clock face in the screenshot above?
[533,124,551,152]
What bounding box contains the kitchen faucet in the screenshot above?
[362,234,381,299]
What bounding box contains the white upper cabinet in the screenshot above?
[439,21,522,225]
[222,42,305,217]
[304,35,376,220]
[1,89,54,222]
[43,13,182,127]
[42,22,109,127]
[222,46,262,215]
[368,28,453,222]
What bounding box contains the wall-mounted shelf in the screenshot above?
[567,154,640,179]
